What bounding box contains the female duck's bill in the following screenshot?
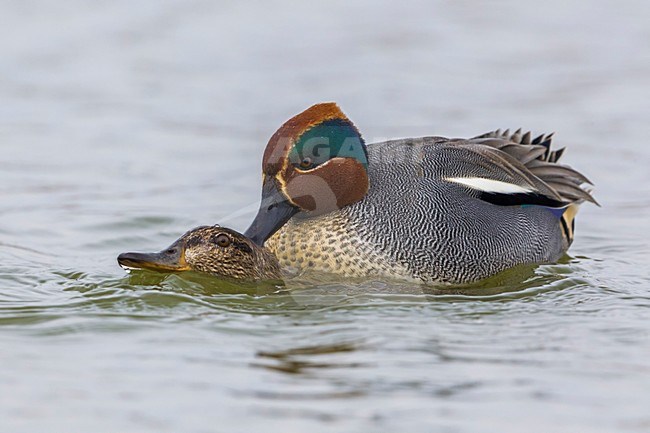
[117,226,282,282]
[117,239,190,273]
[244,102,369,246]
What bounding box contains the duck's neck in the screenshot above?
[254,246,283,280]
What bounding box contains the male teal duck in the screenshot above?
[118,226,282,281]
[245,103,596,284]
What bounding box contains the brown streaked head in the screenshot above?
[117,226,282,281]
[245,102,370,246]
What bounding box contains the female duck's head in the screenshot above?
[117,226,282,281]
[245,103,369,245]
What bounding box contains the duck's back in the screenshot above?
[266,132,594,284]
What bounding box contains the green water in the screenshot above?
[2,1,649,432]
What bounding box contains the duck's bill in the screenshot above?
[244,177,298,246]
[117,247,190,273]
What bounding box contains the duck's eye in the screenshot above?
[299,157,314,169]
[215,234,231,247]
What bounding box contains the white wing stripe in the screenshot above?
[444,177,534,194]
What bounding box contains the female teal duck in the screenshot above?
[245,103,596,284]
[118,226,282,281]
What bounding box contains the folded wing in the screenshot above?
[442,128,597,208]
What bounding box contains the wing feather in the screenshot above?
[438,129,597,206]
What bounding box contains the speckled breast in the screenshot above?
[264,210,415,281]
